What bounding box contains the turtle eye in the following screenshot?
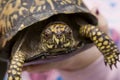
[44,33,49,38]
[44,29,53,38]
[44,32,52,39]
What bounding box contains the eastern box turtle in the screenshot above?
[0,0,119,80]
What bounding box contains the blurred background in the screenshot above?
[84,0,120,49]
[84,0,120,33]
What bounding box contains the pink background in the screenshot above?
[84,0,120,33]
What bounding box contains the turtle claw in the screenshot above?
[79,24,120,69]
[104,52,119,69]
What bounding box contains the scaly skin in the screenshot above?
[79,24,120,68]
[8,51,25,80]
[7,24,120,80]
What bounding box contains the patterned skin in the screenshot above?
[0,0,119,80]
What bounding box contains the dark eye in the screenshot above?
[45,33,49,38]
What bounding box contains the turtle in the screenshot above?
[0,0,119,80]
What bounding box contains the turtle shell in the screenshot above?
[0,0,98,64]
[0,0,97,47]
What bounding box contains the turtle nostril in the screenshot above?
[57,34,62,38]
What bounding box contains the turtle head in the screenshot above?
[41,22,76,52]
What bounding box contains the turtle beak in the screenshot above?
[79,24,120,68]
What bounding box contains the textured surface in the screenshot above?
[8,51,25,80]
[0,0,88,47]
[80,24,120,68]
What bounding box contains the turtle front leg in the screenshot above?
[79,24,120,68]
[7,51,25,80]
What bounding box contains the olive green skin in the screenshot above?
[0,0,119,80]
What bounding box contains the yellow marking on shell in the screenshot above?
[1,0,20,15]
[19,7,28,15]
[30,6,36,13]
[43,5,46,10]
[65,0,72,3]
[35,0,45,6]
[60,0,72,5]
[37,6,42,11]
[19,24,26,30]
[23,2,27,6]
[12,14,18,20]
[47,0,55,10]
[77,0,82,5]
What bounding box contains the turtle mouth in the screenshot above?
[24,43,94,66]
